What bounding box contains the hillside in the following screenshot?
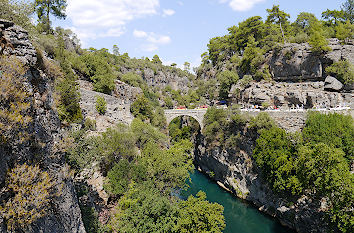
[0,1,353,233]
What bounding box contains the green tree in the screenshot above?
[253,127,298,193]
[266,5,290,43]
[308,21,331,53]
[95,95,107,115]
[35,0,67,33]
[322,9,346,26]
[342,0,354,23]
[0,0,35,31]
[176,191,225,233]
[183,62,191,71]
[240,36,265,76]
[302,112,354,161]
[113,44,120,56]
[217,70,239,100]
[130,95,153,120]
[111,182,179,233]
[295,12,318,33]
[152,54,162,64]
[335,21,354,42]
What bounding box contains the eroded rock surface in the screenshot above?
[0,19,85,233]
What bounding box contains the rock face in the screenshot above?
[121,66,191,92]
[267,39,354,82]
[324,76,344,91]
[194,131,328,233]
[0,20,85,233]
[233,80,354,110]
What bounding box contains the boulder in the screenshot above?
[324,76,344,91]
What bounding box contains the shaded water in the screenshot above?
[181,170,296,233]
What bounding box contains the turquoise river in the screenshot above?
[181,170,296,233]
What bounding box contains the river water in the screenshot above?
[181,170,296,233]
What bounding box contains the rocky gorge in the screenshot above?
[0,15,353,233]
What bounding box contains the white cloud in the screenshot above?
[133,30,171,51]
[218,0,265,11]
[66,0,159,42]
[133,30,148,38]
[162,9,175,17]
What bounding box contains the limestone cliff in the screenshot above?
[0,20,85,233]
[194,130,328,233]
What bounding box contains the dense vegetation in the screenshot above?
[253,112,354,232]
[202,106,353,233]
[66,120,225,233]
[195,1,354,102]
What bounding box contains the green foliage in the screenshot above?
[130,95,153,120]
[240,36,265,76]
[302,112,354,161]
[253,112,353,232]
[0,56,32,143]
[176,191,225,233]
[335,21,354,42]
[80,205,108,233]
[0,0,35,32]
[249,112,276,132]
[104,159,146,196]
[308,21,331,53]
[203,107,228,146]
[95,95,107,115]
[152,54,162,64]
[121,72,143,87]
[35,0,67,33]
[342,0,354,23]
[326,60,354,85]
[0,164,56,232]
[141,140,194,190]
[111,182,178,233]
[217,70,239,100]
[131,118,167,148]
[253,127,298,193]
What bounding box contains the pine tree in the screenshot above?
[35,0,67,33]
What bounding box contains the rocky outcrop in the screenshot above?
[0,19,85,233]
[267,39,354,82]
[324,76,344,91]
[232,80,354,110]
[121,66,191,92]
[194,131,328,233]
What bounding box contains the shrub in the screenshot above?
[0,56,32,143]
[239,75,253,88]
[84,118,96,131]
[249,112,276,132]
[95,95,107,115]
[325,60,354,85]
[217,70,239,100]
[121,72,143,87]
[289,32,309,43]
[0,164,57,232]
[130,95,153,120]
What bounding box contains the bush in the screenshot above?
[95,95,107,115]
[130,95,153,120]
[217,70,239,100]
[0,56,32,143]
[325,60,354,85]
[121,72,143,87]
[104,159,146,196]
[84,118,96,131]
[249,112,276,132]
[0,164,57,232]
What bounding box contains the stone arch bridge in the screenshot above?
[164,109,208,130]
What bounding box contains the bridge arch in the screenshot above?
[164,109,207,131]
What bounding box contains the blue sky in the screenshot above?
[54,0,343,68]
